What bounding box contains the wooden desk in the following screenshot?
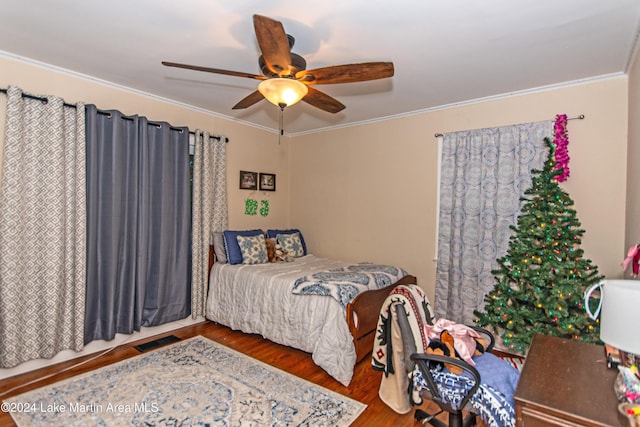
[514,334,625,426]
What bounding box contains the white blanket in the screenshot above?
[206,255,362,386]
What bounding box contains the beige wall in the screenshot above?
[627,50,640,253]
[0,55,290,230]
[290,78,629,303]
[0,55,632,306]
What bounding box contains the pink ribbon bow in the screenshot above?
[622,244,640,276]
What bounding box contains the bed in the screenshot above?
[205,228,416,386]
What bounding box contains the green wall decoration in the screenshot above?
[260,200,270,217]
[244,193,270,217]
[244,198,258,216]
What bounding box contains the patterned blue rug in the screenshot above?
[6,336,366,426]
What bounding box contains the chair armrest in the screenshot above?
[410,353,481,411]
[469,325,495,352]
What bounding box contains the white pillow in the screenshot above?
[211,231,227,263]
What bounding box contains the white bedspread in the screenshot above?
[206,255,361,386]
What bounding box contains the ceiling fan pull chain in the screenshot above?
[278,103,285,144]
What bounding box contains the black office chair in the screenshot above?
[392,297,519,427]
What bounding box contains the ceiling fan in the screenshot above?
[162,14,394,113]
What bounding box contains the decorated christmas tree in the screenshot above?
[475,137,602,354]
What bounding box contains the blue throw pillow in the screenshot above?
[266,229,307,255]
[223,229,265,265]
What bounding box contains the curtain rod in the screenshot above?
[0,87,228,143]
[0,87,77,109]
[433,114,585,138]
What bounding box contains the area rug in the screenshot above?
[5,336,366,426]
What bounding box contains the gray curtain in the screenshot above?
[84,106,191,343]
[0,86,86,368]
[435,121,552,325]
[191,130,227,318]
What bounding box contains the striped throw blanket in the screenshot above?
[371,284,433,414]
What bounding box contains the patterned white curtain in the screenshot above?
[191,130,227,318]
[0,86,86,368]
[435,121,552,325]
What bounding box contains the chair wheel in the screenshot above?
[415,409,430,422]
[415,408,443,425]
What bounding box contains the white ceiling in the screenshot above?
[1,0,639,135]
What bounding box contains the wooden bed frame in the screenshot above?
[208,245,417,363]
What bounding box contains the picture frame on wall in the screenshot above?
[259,173,276,191]
[239,170,258,190]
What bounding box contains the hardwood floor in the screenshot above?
[0,321,453,426]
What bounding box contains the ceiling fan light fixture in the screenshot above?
[163,15,393,114]
[258,78,308,108]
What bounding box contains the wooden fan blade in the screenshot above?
[232,90,265,110]
[296,62,394,84]
[162,61,265,80]
[253,14,292,76]
[302,86,345,113]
